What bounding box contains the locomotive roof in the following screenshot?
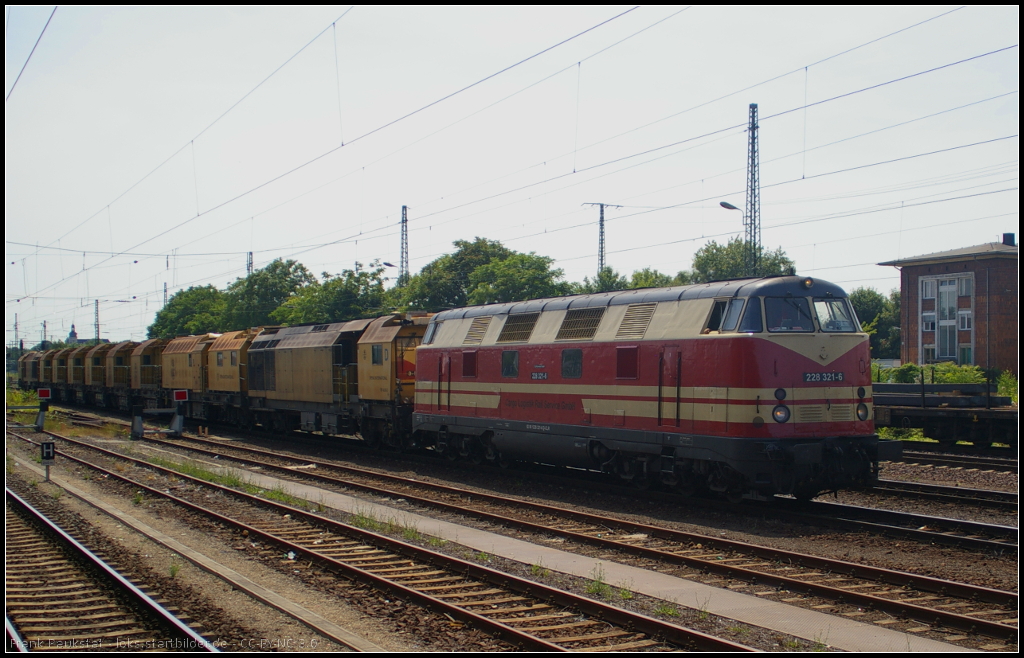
[431,276,848,322]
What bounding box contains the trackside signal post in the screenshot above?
[9,388,50,432]
[130,389,186,440]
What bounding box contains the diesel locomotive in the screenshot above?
[17,275,899,501]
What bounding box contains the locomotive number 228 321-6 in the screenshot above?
[803,372,845,382]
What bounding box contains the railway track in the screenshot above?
[7,429,753,653]
[898,450,1018,474]
[32,428,1019,643]
[872,479,1018,511]
[5,488,215,653]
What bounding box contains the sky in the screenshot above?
[5,5,1019,344]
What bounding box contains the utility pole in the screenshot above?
[399,205,409,286]
[246,251,254,276]
[163,282,168,307]
[583,203,622,275]
[744,103,761,277]
[94,300,100,344]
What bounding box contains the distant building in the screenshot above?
[68,324,79,344]
[879,234,1018,376]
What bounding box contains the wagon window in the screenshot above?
[372,344,383,365]
[217,352,224,366]
[561,349,583,379]
[501,351,519,378]
[765,297,814,332]
[231,351,238,366]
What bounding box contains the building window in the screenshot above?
[922,313,936,332]
[501,351,519,378]
[921,279,936,299]
[958,276,973,297]
[958,310,972,331]
[959,345,972,365]
[938,325,956,359]
[923,345,936,363]
[938,279,956,321]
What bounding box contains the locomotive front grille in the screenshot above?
[796,405,825,423]
[829,405,853,421]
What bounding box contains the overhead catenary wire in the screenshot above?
[8,9,1015,339]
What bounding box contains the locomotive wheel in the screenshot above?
[724,488,744,504]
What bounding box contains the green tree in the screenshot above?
[628,268,675,289]
[147,285,226,338]
[398,238,513,311]
[689,237,794,283]
[467,252,571,305]
[851,288,900,359]
[574,267,629,294]
[222,259,313,329]
[272,262,387,325]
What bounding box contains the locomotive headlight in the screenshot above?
[774,388,786,400]
[856,403,870,421]
[772,405,791,423]
[857,387,866,399]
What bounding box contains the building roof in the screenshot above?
[878,241,1018,267]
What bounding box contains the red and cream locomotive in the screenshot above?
[412,275,899,500]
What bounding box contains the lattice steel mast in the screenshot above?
[744,103,760,276]
[583,202,621,275]
[398,205,409,286]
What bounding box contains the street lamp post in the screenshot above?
[719,201,756,277]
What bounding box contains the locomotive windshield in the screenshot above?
[813,298,859,332]
[764,297,814,332]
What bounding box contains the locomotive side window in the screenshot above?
[501,350,519,378]
[813,298,858,332]
[422,321,441,345]
[738,298,763,332]
[616,346,639,379]
[463,351,477,378]
[561,349,583,379]
[721,299,745,331]
[704,301,726,332]
[765,297,814,332]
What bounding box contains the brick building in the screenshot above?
[879,234,1018,376]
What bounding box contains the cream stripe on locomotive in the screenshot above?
[416,382,871,423]
[416,380,871,400]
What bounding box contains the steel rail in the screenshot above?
[9,429,753,653]
[6,488,218,652]
[134,432,1018,640]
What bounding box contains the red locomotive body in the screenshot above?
[414,276,897,500]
